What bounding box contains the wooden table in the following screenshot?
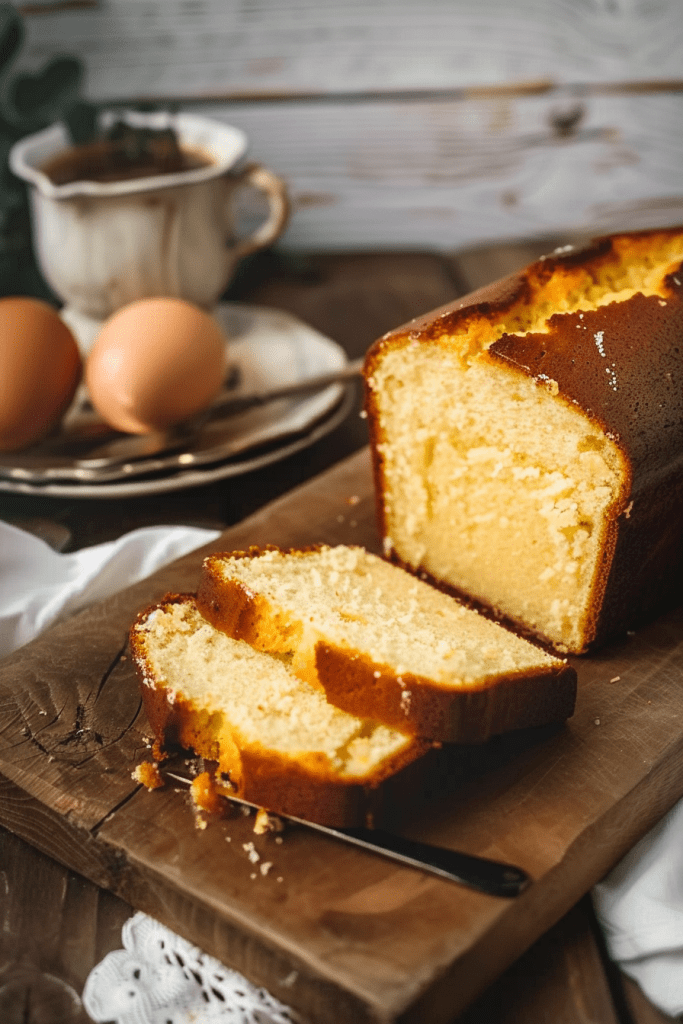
[0,243,678,1024]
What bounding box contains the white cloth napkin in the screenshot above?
[593,799,683,1018]
[0,518,221,659]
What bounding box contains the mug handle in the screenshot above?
[227,162,290,260]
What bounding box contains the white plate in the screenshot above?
[0,303,354,499]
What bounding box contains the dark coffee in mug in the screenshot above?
[41,138,212,186]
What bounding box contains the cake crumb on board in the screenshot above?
[131,761,164,790]
[253,808,285,834]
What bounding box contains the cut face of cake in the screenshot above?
[364,228,683,654]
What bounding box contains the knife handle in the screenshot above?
[339,828,531,898]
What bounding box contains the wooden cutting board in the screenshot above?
[2,446,683,1024]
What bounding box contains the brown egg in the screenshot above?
[0,297,82,451]
[85,298,228,434]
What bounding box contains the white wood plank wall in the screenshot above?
[15,0,683,250]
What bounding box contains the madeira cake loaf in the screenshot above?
[364,227,683,653]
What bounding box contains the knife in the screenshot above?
[163,768,530,898]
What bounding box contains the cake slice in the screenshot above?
[130,594,429,827]
[364,227,683,653]
[196,545,576,742]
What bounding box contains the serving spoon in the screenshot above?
[75,356,365,470]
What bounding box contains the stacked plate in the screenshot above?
[0,304,354,498]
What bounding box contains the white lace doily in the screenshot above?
[82,912,304,1024]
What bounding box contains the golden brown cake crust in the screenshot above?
[197,546,312,655]
[364,226,683,650]
[314,641,576,742]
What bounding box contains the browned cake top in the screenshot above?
[490,282,683,478]
[366,226,683,481]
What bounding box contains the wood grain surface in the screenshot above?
[17,0,683,250]
[21,0,683,97]
[0,825,672,1024]
[0,823,127,1024]
[2,447,683,1023]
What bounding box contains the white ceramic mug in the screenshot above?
[10,111,289,324]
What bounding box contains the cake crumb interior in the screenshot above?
[219,546,562,682]
[374,352,624,651]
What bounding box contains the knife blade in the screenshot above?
[162,768,530,898]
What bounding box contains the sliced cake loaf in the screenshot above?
[364,227,683,654]
[196,545,576,742]
[130,594,429,827]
